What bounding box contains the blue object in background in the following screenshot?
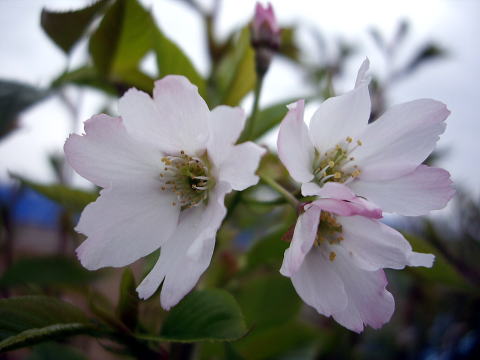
[0,183,61,228]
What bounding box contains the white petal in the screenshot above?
[331,248,394,333]
[277,100,315,183]
[290,247,347,317]
[353,99,450,181]
[64,114,162,188]
[138,182,230,309]
[76,186,180,270]
[217,142,265,191]
[207,105,246,165]
[338,216,412,271]
[338,216,434,271]
[186,181,231,260]
[118,76,210,155]
[303,182,355,199]
[136,206,216,310]
[301,182,323,197]
[408,252,435,267]
[355,58,371,88]
[280,205,321,276]
[309,66,370,153]
[349,165,455,216]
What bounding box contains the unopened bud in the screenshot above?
[250,2,281,76]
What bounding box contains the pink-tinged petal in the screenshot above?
[186,182,231,260]
[76,186,180,270]
[118,76,210,155]
[353,99,450,181]
[218,142,265,191]
[207,105,246,165]
[289,247,347,316]
[277,100,315,183]
[280,205,321,276]
[64,114,163,188]
[303,182,382,218]
[331,248,394,332]
[313,197,382,219]
[309,62,370,153]
[136,205,216,309]
[349,165,455,216]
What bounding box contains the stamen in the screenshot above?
[159,150,212,209]
[311,136,364,185]
[329,252,336,262]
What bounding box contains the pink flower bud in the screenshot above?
[251,3,281,76]
[251,2,280,47]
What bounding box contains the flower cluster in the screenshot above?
[66,59,453,331]
[277,59,454,332]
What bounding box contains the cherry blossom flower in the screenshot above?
[277,59,454,332]
[278,58,454,216]
[280,182,434,332]
[65,76,265,310]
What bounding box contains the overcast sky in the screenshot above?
[0,0,479,200]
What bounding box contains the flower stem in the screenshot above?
[239,76,264,142]
[259,172,299,209]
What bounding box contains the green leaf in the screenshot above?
[218,27,256,106]
[52,66,117,95]
[116,269,139,330]
[0,256,98,289]
[27,342,87,360]
[235,275,301,331]
[0,80,49,139]
[154,29,206,98]
[13,175,98,213]
[113,68,155,93]
[41,0,110,54]
[250,99,296,140]
[89,0,153,76]
[138,289,247,342]
[0,296,94,352]
[279,27,300,62]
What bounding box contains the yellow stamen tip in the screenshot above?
[329,251,336,262]
[357,140,363,146]
[346,136,353,143]
[328,160,335,167]
[334,172,342,179]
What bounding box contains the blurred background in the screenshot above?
[0,0,479,359]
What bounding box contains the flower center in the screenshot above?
[312,136,363,185]
[315,211,344,262]
[159,150,213,209]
